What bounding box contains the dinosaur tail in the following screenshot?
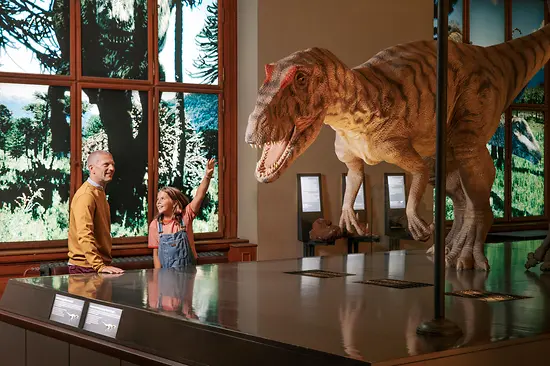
[488,21,550,107]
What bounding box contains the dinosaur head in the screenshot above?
[245,48,337,183]
[511,116,542,165]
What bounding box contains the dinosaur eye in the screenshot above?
[295,71,307,88]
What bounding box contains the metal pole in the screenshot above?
[434,0,448,321]
[417,0,461,337]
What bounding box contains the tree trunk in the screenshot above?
[173,1,186,189]
[95,89,148,225]
[48,86,69,155]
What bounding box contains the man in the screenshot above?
[68,151,124,274]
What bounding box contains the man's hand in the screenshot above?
[99,266,124,274]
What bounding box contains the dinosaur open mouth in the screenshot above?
[254,127,297,181]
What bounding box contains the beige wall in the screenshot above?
[238,0,435,260]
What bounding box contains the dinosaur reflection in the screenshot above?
[526,226,550,272]
[338,265,495,360]
[339,299,365,361]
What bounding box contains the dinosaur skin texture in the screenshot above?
[246,23,550,271]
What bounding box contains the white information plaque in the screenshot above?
[49,294,85,328]
[83,303,122,338]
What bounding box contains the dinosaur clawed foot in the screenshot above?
[445,213,490,271]
[433,212,491,271]
[339,206,365,236]
[407,211,433,242]
[426,244,451,256]
[452,249,489,271]
[541,261,550,272]
[524,236,550,272]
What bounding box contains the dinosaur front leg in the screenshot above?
[446,146,494,271]
[385,144,433,241]
[340,159,365,235]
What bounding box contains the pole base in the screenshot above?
[416,318,463,337]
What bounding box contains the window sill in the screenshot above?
[0,237,251,264]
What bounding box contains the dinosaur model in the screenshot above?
[245,23,550,271]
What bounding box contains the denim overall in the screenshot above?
[158,216,195,269]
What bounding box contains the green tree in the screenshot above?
[6,117,29,160]
[188,2,218,84]
[0,104,12,166]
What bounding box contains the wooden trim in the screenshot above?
[219,0,225,89]
[463,0,470,44]
[155,82,223,93]
[223,0,238,238]
[505,0,511,41]
[216,92,225,236]
[75,84,83,190]
[0,240,68,251]
[75,0,82,81]
[0,78,71,87]
[152,0,160,85]
[543,0,550,220]
[510,103,547,110]
[0,72,72,81]
[77,82,152,91]
[147,0,154,83]
[504,107,512,222]
[153,87,160,212]
[77,76,153,85]
[70,82,78,200]
[155,85,222,94]
[69,0,76,79]
[147,87,154,225]
[0,238,249,262]
[112,236,147,245]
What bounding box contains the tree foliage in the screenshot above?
[188,2,218,84]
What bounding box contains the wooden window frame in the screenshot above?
[0,0,238,256]
[443,0,549,232]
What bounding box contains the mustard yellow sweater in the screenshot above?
[68,182,112,271]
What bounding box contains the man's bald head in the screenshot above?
[87,151,115,187]
[87,151,112,169]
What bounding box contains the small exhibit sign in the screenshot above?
[49,294,85,328]
[83,302,123,338]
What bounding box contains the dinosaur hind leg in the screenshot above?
[426,164,465,256]
[446,146,495,271]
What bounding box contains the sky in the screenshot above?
[159,0,218,84]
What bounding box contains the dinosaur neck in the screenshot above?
[322,66,381,132]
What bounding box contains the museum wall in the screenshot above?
[238,0,434,260]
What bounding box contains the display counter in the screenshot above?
[2,246,550,366]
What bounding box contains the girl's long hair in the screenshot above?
[156,186,190,220]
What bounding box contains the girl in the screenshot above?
[148,158,216,269]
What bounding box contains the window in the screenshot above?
[434,0,547,228]
[0,0,237,249]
